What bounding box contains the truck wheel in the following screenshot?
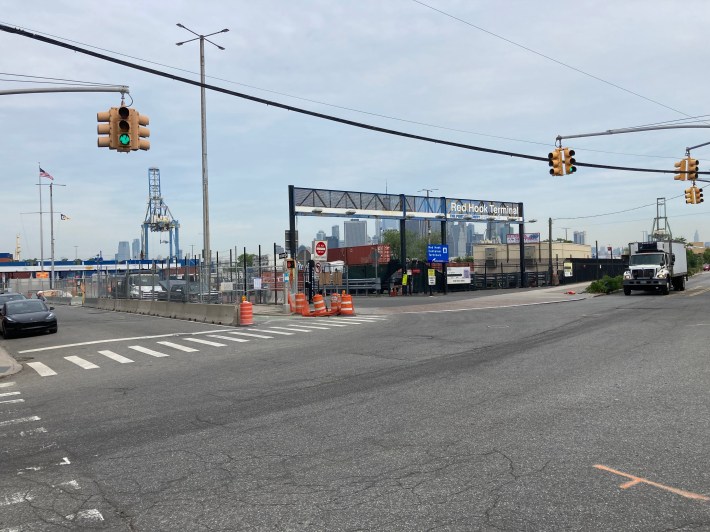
[623,287,631,296]
[680,277,686,291]
[662,280,670,295]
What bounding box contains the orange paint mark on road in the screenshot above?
[594,464,710,501]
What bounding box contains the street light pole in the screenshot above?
[176,23,229,297]
[548,217,553,284]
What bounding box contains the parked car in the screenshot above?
[0,292,26,305]
[703,264,710,271]
[0,299,57,338]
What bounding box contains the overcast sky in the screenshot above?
[2,1,709,261]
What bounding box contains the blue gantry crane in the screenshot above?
[141,167,180,260]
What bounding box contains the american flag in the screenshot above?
[39,167,54,180]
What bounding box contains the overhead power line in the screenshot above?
[411,0,697,120]
[1,22,707,176]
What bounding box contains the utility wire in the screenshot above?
[2,22,708,176]
[0,22,687,160]
[555,193,684,221]
[412,0,696,119]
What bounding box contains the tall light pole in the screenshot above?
[176,23,229,294]
[548,217,553,284]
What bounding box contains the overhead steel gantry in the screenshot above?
[141,167,180,260]
[288,185,528,290]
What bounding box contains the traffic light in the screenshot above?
[129,111,151,151]
[687,158,699,180]
[548,148,563,176]
[696,187,704,203]
[116,106,132,152]
[97,109,113,149]
[286,259,295,269]
[563,148,577,175]
[674,158,687,180]
[685,187,695,204]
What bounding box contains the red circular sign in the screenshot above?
[315,241,327,257]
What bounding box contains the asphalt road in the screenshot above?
[1,279,709,531]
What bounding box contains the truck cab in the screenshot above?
[623,241,687,295]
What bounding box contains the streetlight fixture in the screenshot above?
[176,23,229,296]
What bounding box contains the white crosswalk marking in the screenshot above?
[64,356,99,369]
[0,382,16,388]
[183,338,227,347]
[0,416,40,427]
[328,318,364,324]
[26,362,57,377]
[0,399,24,405]
[207,334,249,343]
[128,345,170,357]
[0,391,20,398]
[303,321,348,327]
[267,326,311,333]
[287,323,331,330]
[229,331,274,339]
[98,350,134,363]
[247,329,293,335]
[156,341,199,352]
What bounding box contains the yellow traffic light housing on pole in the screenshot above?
[674,158,688,180]
[97,109,113,149]
[116,106,131,152]
[563,148,576,175]
[696,187,704,204]
[548,148,563,176]
[685,187,695,204]
[129,111,150,151]
[687,158,699,180]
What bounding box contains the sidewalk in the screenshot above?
[0,345,22,379]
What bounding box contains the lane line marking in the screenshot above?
[687,287,710,297]
[183,338,227,347]
[17,328,235,354]
[0,399,24,405]
[0,382,16,388]
[594,464,710,501]
[247,329,291,335]
[156,341,199,352]
[128,345,169,358]
[98,350,134,364]
[229,331,274,339]
[64,356,99,370]
[0,416,40,427]
[0,391,21,398]
[26,362,57,377]
[267,326,311,333]
[286,324,330,330]
[295,322,347,327]
[207,334,249,343]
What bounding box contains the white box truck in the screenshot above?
[623,241,687,295]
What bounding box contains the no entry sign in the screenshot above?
[314,240,328,261]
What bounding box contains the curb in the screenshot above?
[0,345,22,379]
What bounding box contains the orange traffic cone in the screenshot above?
[340,293,354,315]
[312,294,327,316]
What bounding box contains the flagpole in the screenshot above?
[50,182,55,289]
[38,164,44,272]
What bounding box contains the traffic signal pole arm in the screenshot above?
[557,124,710,142]
[0,85,129,96]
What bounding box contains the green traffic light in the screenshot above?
[119,133,130,146]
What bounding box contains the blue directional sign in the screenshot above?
[427,244,449,263]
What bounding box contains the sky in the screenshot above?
[2,1,710,261]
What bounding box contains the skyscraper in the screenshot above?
[117,241,130,262]
[344,219,368,247]
[132,239,140,260]
[573,231,586,245]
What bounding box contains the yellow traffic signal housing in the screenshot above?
[696,187,704,204]
[674,159,687,180]
[128,110,151,151]
[548,148,563,176]
[98,108,125,149]
[687,158,699,180]
[685,187,695,204]
[115,106,132,152]
[563,148,577,175]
